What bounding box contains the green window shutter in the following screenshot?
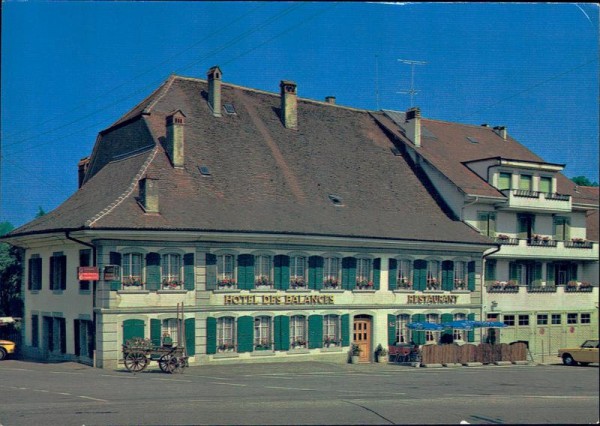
[60,256,67,290]
[534,263,542,285]
[150,319,162,346]
[205,253,217,290]
[308,315,323,349]
[74,320,80,357]
[308,256,323,290]
[237,316,254,353]
[441,313,453,338]
[467,261,476,291]
[442,261,454,291]
[546,263,555,285]
[206,317,217,355]
[238,255,254,290]
[341,314,350,346]
[411,314,426,345]
[519,174,532,191]
[185,318,195,356]
[467,313,475,342]
[388,314,397,345]
[485,260,496,283]
[145,252,161,291]
[388,259,397,290]
[539,177,551,194]
[184,253,195,291]
[274,315,290,351]
[274,256,290,290]
[342,257,356,290]
[569,263,578,282]
[109,251,122,291]
[123,319,145,345]
[373,258,381,290]
[498,173,511,190]
[414,260,427,291]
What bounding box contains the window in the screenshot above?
[426,261,440,290]
[517,213,535,240]
[567,313,578,324]
[503,315,515,326]
[477,212,496,237]
[539,176,552,194]
[498,172,511,190]
[454,261,467,290]
[79,249,92,291]
[425,314,440,342]
[518,315,529,326]
[161,253,182,289]
[581,313,591,324]
[290,315,307,348]
[162,318,179,346]
[395,314,411,344]
[519,174,533,191]
[453,313,466,341]
[525,262,542,286]
[217,317,235,352]
[356,258,372,288]
[254,255,273,288]
[485,260,496,285]
[28,256,42,291]
[554,217,570,241]
[122,252,144,288]
[49,253,66,291]
[323,257,340,289]
[537,314,548,325]
[323,314,340,346]
[31,314,39,348]
[509,262,522,285]
[397,260,412,289]
[254,316,272,350]
[217,254,236,288]
[551,314,562,325]
[290,256,307,288]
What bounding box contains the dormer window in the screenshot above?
[498,172,511,191]
[539,176,552,194]
[519,174,533,191]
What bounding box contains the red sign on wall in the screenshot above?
[78,266,99,281]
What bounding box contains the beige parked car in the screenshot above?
[0,339,16,360]
[558,340,599,366]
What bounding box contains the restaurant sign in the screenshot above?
[77,266,99,281]
[224,295,334,306]
[407,295,458,305]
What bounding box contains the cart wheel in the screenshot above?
[164,357,182,374]
[158,354,173,373]
[124,351,148,372]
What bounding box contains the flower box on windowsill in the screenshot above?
[290,279,307,290]
[217,279,237,290]
[162,280,183,290]
[527,285,557,293]
[565,282,594,293]
[122,279,145,290]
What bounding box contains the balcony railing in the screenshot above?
[527,285,557,293]
[487,283,519,293]
[527,238,557,247]
[496,236,519,245]
[565,284,594,293]
[565,240,594,249]
[514,189,540,198]
[545,192,570,201]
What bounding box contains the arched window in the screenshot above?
[323,257,341,289]
[254,316,272,350]
[217,317,235,352]
[162,253,182,289]
[397,260,412,289]
[396,314,411,343]
[323,314,340,346]
[122,252,144,288]
[254,255,273,288]
[356,258,373,289]
[290,256,307,288]
[217,254,236,288]
[290,315,307,348]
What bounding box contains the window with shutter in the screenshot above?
[308,256,324,290]
[467,313,475,342]
[396,314,411,344]
[324,257,341,289]
[145,253,161,291]
[206,317,217,355]
[184,253,195,291]
[388,258,397,290]
[216,317,235,353]
[341,314,350,347]
[289,315,305,349]
[372,258,381,290]
[519,174,532,191]
[413,260,427,291]
[236,316,254,353]
[411,314,426,345]
[539,176,552,194]
[122,319,145,345]
[441,261,454,291]
[308,315,323,349]
[150,319,162,346]
[498,172,511,190]
[185,318,196,356]
[467,261,476,291]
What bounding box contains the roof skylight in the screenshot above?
[466,136,479,144]
[199,166,212,177]
[328,194,344,206]
[223,103,236,115]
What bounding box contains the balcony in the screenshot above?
[527,285,557,293]
[487,282,519,293]
[501,189,571,212]
[491,238,598,260]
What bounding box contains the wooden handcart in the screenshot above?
[123,337,189,374]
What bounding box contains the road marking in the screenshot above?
[264,386,317,391]
[78,395,109,402]
[209,382,247,387]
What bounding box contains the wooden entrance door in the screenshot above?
[353,318,371,362]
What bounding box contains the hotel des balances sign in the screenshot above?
[224,295,335,306]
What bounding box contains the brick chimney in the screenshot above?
[325,96,336,105]
[207,66,222,117]
[139,175,159,213]
[405,107,421,147]
[165,110,186,168]
[493,126,507,140]
[78,156,90,188]
[280,80,298,130]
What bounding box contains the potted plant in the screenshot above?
[397,278,412,289]
[349,343,361,364]
[356,279,373,290]
[374,344,388,363]
[218,278,236,289]
[324,277,339,289]
[254,275,272,288]
[290,277,306,289]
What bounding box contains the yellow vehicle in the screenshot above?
[558,340,599,366]
[0,339,16,360]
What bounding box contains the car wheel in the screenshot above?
[579,362,590,366]
[0,348,6,361]
[562,353,577,366]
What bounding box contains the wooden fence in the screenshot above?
[420,343,527,365]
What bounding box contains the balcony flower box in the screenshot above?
[396,279,412,290]
[290,338,307,349]
[565,281,594,293]
[162,280,182,290]
[254,339,272,351]
[122,277,144,289]
[528,285,557,293]
[218,278,237,289]
[426,278,440,291]
[254,276,273,289]
[323,278,339,289]
[218,343,235,353]
[290,277,306,289]
[453,279,466,291]
[566,238,593,249]
[323,337,340,348]
[356,280,374,290]
[488,281,519,293]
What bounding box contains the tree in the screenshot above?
[35,206,47,218]
[571,176,599,187]
[0,222,23,317]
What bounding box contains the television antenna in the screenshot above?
[397,59,427,107]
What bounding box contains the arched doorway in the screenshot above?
[353,315,372,362]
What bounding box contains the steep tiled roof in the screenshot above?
[580,186,600,241]
[8,75,491,246]
[377,110,599,207]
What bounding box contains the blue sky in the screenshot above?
[1,2,598,227]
